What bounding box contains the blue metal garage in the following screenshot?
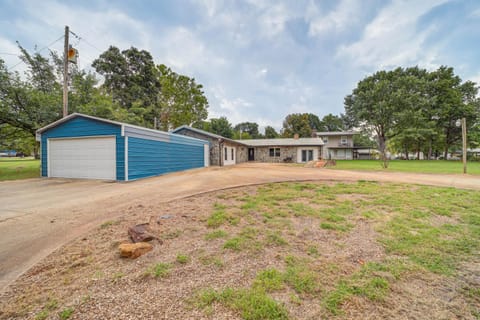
[36,113,209,181]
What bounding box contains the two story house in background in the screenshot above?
[315,131,357,160]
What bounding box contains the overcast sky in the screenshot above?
[1,0,479,130]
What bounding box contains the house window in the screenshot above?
[301,149,314,162]
[322,136,328,143]
[225,147,227,161]
[231,148,234,160]
[269,148,280,157]
[341,136,347,145]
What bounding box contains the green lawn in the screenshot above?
[330,160,480,175]
[0,158,40,181]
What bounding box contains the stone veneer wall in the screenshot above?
[252,146,298,163]
[236,145,248,163]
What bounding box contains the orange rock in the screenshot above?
[119,242,153,259]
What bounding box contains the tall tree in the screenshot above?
[92,46,160,110]
[281,113,316,138]
[344,67,428,167]
[318,113,346,131]
[264,126,279,138]
[427,66,479,158]
[209,117,234,138]
[155,64,208,131]
[234,122,260,139]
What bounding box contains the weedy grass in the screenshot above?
[176,254,190,264]
[195,287,289,320]
[205,229,229,240]
[194,181,480,318]
[146,263,171,278]
[59,307,74,320]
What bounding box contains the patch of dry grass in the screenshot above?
[1,181,479,319]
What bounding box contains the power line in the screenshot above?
[6,35,64,71]
[34,35,64,53]
[0,52,18,56]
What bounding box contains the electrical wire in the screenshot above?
[7,34,64,71]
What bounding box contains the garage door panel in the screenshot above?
[49,137,116,180]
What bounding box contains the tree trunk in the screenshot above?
[427,140,432,160]
[404,144,409,160]
[378,135,388,168]
[34,141,40,159]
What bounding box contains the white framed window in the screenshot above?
[322,136,328,143]
[269,148,280,157]
[224,147,227,160]
[231,148,234,160]
[341,136,347,145]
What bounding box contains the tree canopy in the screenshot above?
[345,66,479,165]
[281,113,320,138]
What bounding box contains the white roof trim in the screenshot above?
[36,113,208,145]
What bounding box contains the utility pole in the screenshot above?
[462,117,467,174]
[63,25,69,117]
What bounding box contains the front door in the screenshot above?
[248,148,255,161]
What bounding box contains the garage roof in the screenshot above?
[36,113,206,145]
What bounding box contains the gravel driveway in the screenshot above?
[1,163,479,291]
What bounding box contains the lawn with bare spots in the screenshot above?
[0,181,479,320]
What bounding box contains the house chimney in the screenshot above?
[293,133,299,140]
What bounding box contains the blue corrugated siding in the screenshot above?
[169,133,207,147]
[128,136,204,180]
[40,116,125,180]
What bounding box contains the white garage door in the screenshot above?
[49,137,116,180]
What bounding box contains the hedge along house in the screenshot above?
[172,125,248,166]
[36,113,209,181]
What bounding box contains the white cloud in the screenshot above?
[16,0,150,71]
[257,4,290,38]
[336,0,449,69]
[0,37,30,75]
[154,27,226,72]
[308,0,363,36]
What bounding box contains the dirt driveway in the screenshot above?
[1,163,479,291]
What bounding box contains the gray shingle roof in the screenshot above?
[236,138,323,147]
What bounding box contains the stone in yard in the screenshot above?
[128,223,156,243]
[119,242,153,259]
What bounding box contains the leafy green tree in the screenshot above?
[427,66,479,158]
[234,122,260,139]
[353,133,377,148]
[264,126,279,138]
[92,46,160,110]
[0,53,61,156]
[155,64,208,130]
[318,113,346,131]
[281,113,314,138]
[209,117,234,138]
[344,67,428,167]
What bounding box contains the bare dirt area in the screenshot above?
[1,180,478,320]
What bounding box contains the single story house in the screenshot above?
[172,126,325,165]
[36,113,209,181]
[172,125,247,166]
[235,137,324,163]
[315,131,357,160]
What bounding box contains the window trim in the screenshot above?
[269,147,280,157]
[224,147,227,161]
